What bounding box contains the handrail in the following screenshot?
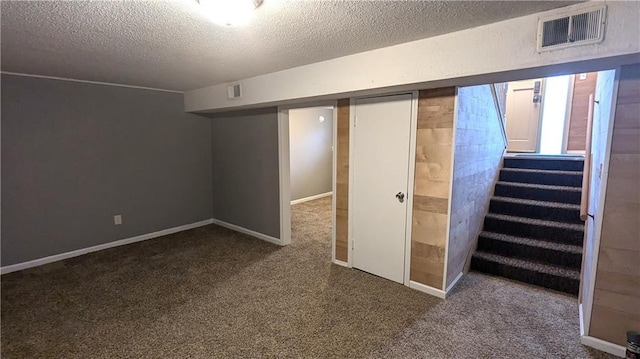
[490,83,509,148]
[580,93,595,221]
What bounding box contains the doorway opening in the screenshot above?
[471,67,620,350]
[503,71,600,155]
[289,107,334,206]
[277,103,337,260]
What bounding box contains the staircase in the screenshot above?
[471,155,585,296]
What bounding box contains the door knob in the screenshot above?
[395,192,405,203]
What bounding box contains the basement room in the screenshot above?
[1,1,639,358]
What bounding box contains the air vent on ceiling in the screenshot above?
[227,82,242,99]
[537,4,606,52]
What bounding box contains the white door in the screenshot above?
[506,79,545,152]
[352,94,413,284]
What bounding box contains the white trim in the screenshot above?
[580,336,626,358]
[535,78,547,153]
[404,91,419,286]
[579,303,585,336]
[347,99,356,267]
[445,272,463,295]
[277,101,338,112]
[409,280,446,299]
[0,219,214,275]
[442,87,459,290]
[0,71,183,94]
[333,259,349,268]
[331,105,339,265]
[412,272,461,298]
[562,75,576,154]
[277,109,292,245]
[278,101,338,252]
[211,218,283,246]
[583,67,620,334]
[291,191,332,205]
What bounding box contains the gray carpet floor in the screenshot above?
[1,197,614,358]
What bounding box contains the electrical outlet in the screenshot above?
[114,215,122,225]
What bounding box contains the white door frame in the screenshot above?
[347,91,418,286]
[562,75,577,154]
[534,78,546,154]
[277,101,338,247]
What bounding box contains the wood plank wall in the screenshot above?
[447,85,506,288]
[589,64,640,346]
[567,72,598,152]
[410,88,456,289]
[334,99,350,262]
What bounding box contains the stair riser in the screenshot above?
[494,184,581,205]
[489,200,582,224]
[471,257,579,296]
[477,237,582,270]
[499,170,582,187]
[504,158,584,172]
[483,217,584,245]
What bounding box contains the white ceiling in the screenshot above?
[1,0,580,92]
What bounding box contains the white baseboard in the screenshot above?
[581,335,626,358]
[409,280,446,299]
[0,218,214,275]
[211,218,283,246]
[444,272,463,296]
[332,259,349,268]
[290,191,332,205]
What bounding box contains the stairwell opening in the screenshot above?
[460,66,631,352]
[501,71,601,156]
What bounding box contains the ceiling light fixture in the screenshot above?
[197,0,263,26]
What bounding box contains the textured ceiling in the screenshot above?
[1,0,580,91]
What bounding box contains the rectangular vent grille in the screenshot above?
[537,5,606,52]
[227,83,242,99]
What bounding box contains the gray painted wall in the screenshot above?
[209,108,280,239]
[1,74,213,266]
[289,107,333,201]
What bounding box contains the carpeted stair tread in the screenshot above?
[497,181,581,192]
[505,154,585,160]
[503,157,584,172]
[474,156,585,295]
[495,181,582,205]
[485,213,584,231]
[472,251,580,280]
[479,231,582,254]
[499,168,583,188]
[491,196,580,210]
[501,167,583,176]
